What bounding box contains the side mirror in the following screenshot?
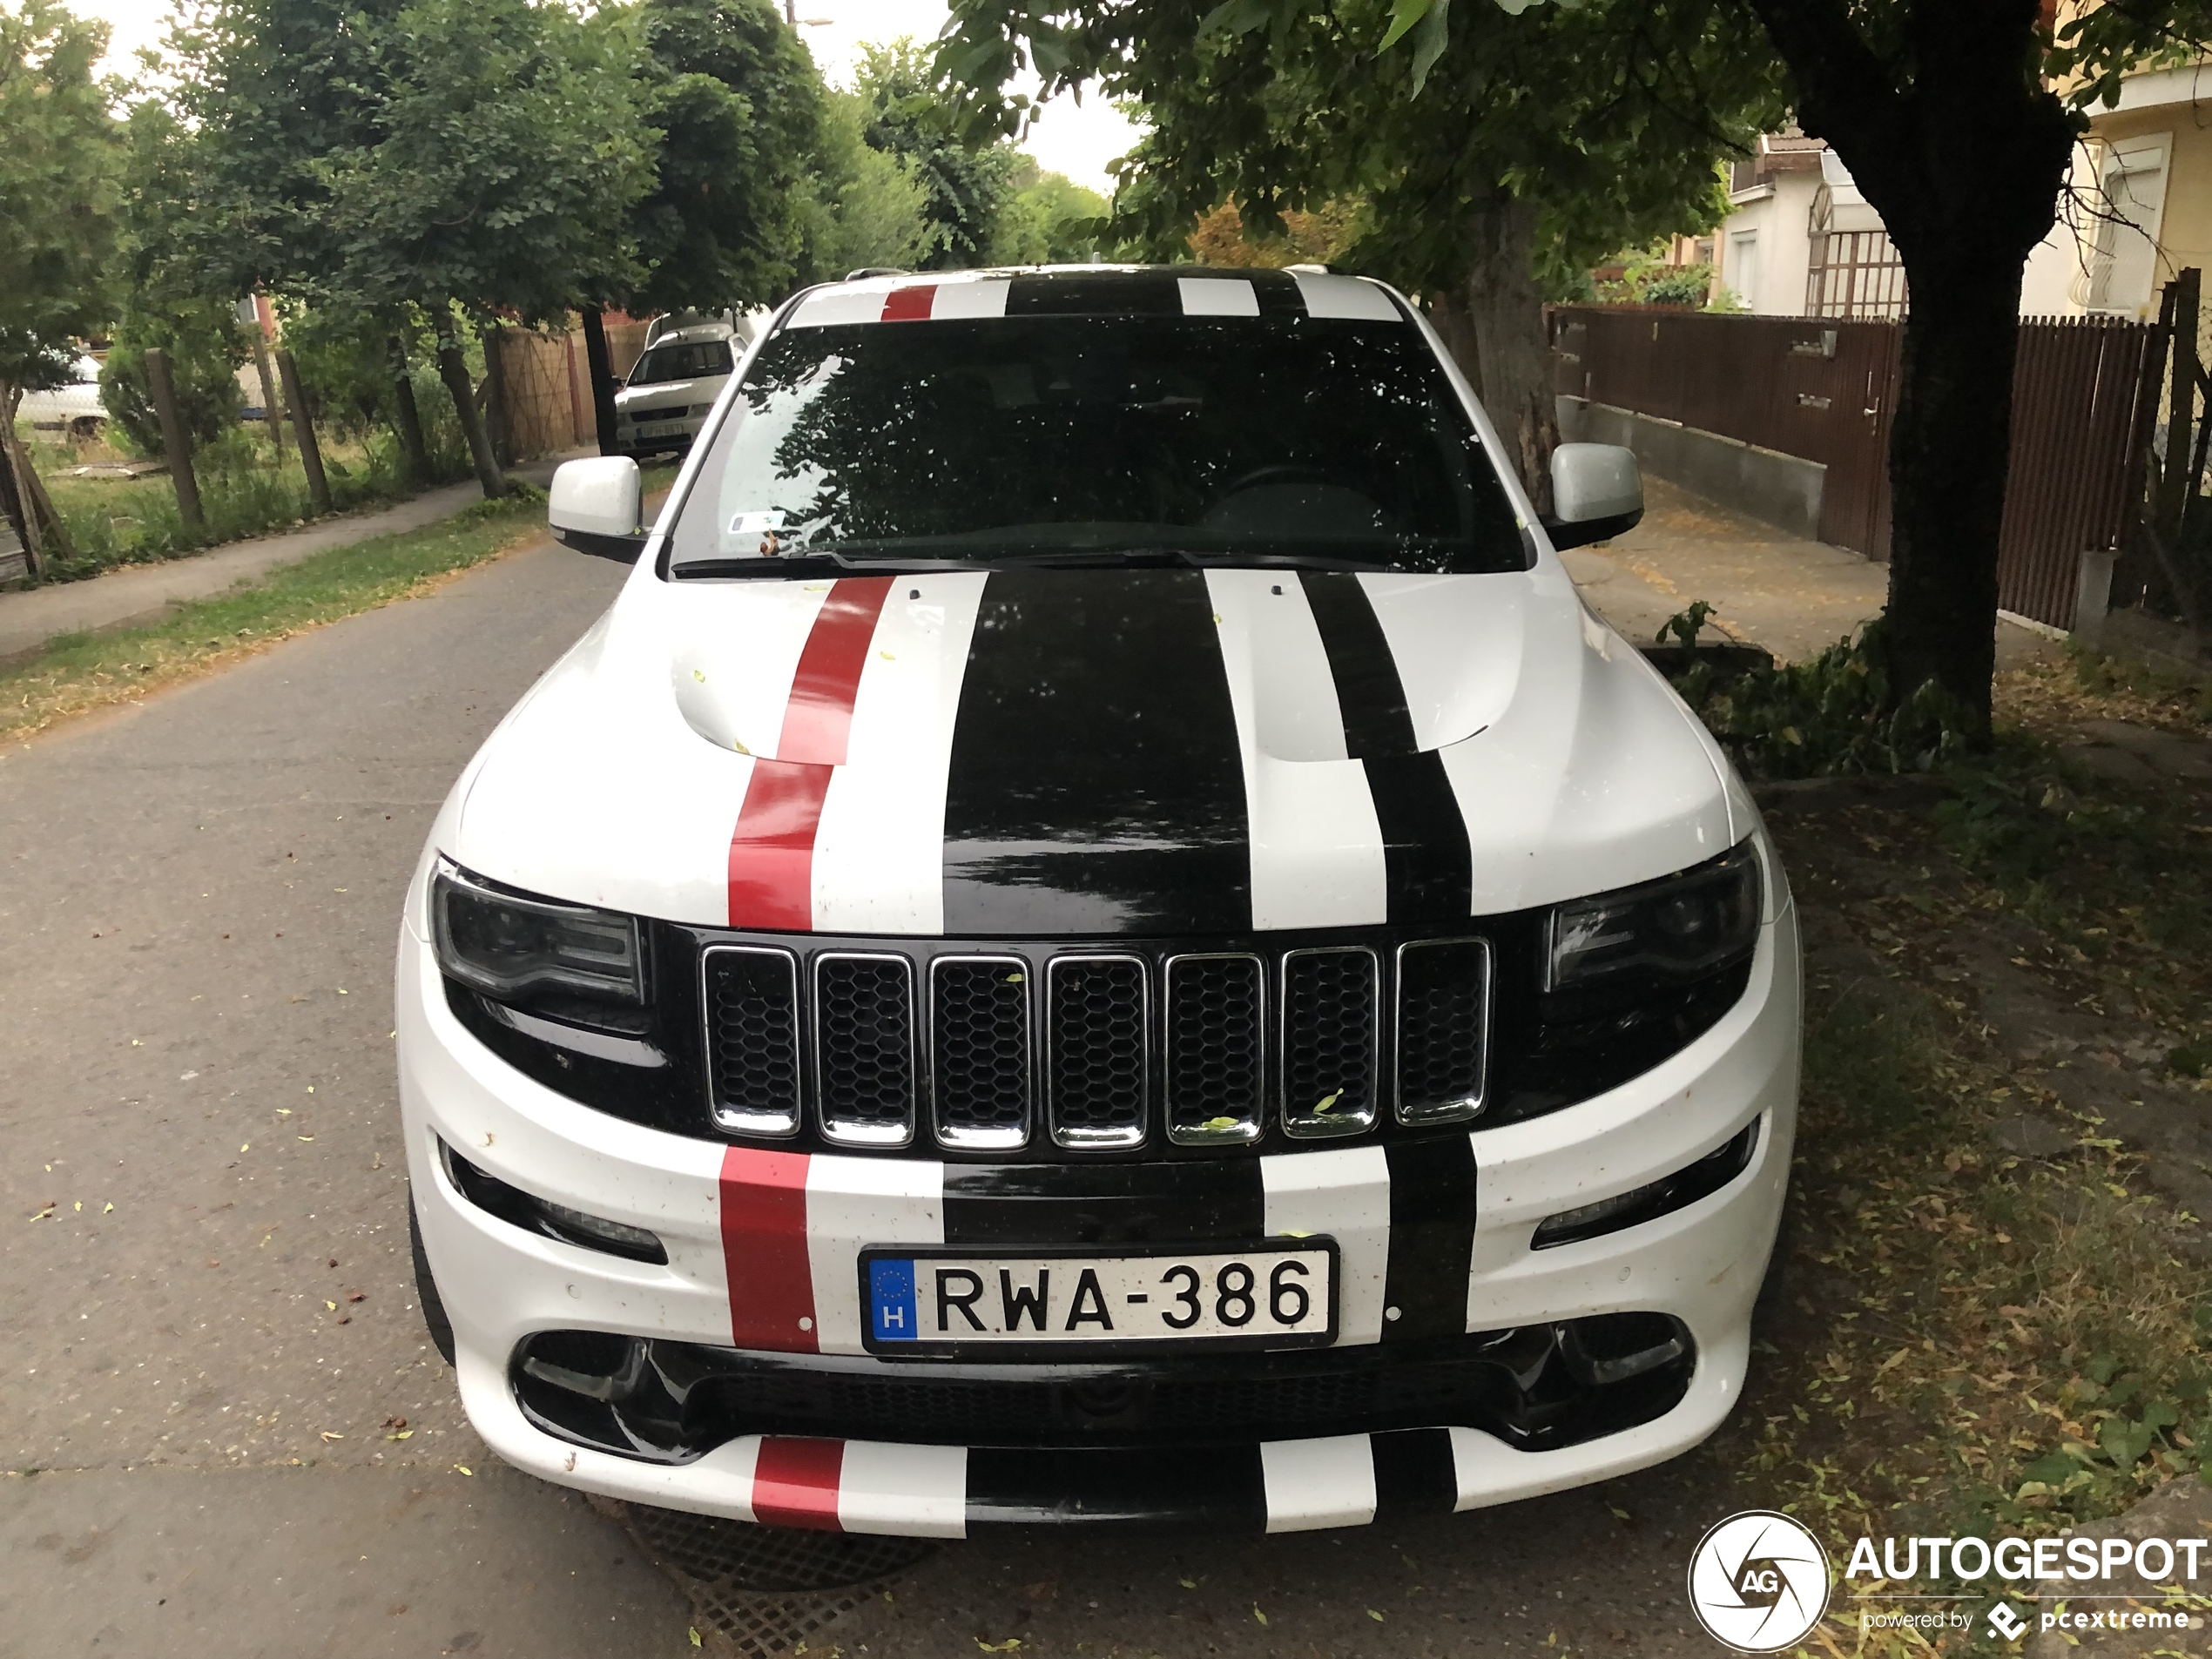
[1543,442,1644,550]
[549,456,647,563]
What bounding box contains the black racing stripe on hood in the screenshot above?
[1297,573,1474,923]
[941,570,1252,935]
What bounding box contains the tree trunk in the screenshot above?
[389,336,431,486]
[0,381,51,575]
[247,325,287,463]
[435,311,506,500]
[581,307,621,456]
[1745,0,2077,736]
[1433,195,1558,515]
[483,323,516,470]
[1881,245,2031,726]
[144,347,206,537]
[275,349,332,515]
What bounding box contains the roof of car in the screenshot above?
[786,265,1406,329]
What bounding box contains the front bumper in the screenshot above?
[611,408,705,455]
[397,893,1799,1535]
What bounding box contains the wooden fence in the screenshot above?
[1548,306,2156,630]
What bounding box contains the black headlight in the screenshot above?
[431,859,644,1008]
[1547,842,1761,993]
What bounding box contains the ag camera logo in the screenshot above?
[1687,1510,1833,1652]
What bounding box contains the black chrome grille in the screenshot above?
[929,957,1031,1150]
[699,933,1492,1154]
[1163,954,1264,1145]
[1046,956,1148,1149]
[1395,939,1491,1125]
[813,954,916,1146]
[702,947,801,1135]
[1279,948,1379,1137]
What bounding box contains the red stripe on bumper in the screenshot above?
[879,285,938,322]
[725,576,893,927]
[719,1147,818,1352]
[752,1437,846,1530]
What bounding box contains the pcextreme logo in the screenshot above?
[1686,1511,1834,1653]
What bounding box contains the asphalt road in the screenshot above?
[0,536,1753,1657]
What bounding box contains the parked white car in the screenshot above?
[612,314,766,459]
[18,354,105,438]
[400,265,1799,1537]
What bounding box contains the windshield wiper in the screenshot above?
[670,550,981,580]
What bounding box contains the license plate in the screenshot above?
[636,421,685,438]
[861,1242,1338,1355]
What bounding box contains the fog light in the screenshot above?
[441,1140,666,1264]
[1531,1119,1759,1250]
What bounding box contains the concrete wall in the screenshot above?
[1560,395,1826,542]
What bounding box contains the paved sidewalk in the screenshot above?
[1569,475,2066,670]
[1564,476,1890,662]
[0,451,589,666]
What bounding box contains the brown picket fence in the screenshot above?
[1548,306,2157,629]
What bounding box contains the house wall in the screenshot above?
[2086,99,2212,319]
[1715,172,1822,315]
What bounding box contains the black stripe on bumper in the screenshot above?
[967,1444,1269,1530]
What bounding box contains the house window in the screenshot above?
[2081,136,2171,316]
[1727,230,1761,311]
[1805,229,1907,319]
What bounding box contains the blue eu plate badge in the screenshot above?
[869,1257,919,1344]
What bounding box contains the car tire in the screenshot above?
[410,1192,457,1367]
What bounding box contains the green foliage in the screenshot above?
[97,294,246,455]
[1656,602,1975,779]
[627,0,823,314]
[989,160,1112,264]
[158,0,655,322]
[0,0,122,393]
[935,0,1784,298]
[1637,262,1716,307]
[792,88,934,281]
[856,37,1028,270]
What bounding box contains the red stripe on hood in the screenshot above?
[752,1437,846,1529]
[880,285,937,322]
[719,1147,818,1352]
[726,576,894,927]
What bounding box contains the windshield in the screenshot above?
[629,341,734,386]
[664,312,1530,574]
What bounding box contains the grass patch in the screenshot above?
[0,489,548,745]
[1725,694,2212,1652]
[30,428,461,583]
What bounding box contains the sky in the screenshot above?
[67,0,1144,194]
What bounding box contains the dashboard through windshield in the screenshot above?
[664,309,1531,576]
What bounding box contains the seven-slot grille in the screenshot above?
[702,938,1491,1151]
